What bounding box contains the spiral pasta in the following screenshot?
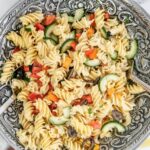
[20,28,34,49]
[24,46,38,66]
[127,84,145,94]
[65,140,83,150]
[38,132,51,150]
[6,32,25,48]
[17,88,29,102]
[0,60,16,84]
[70,117,93,139]
[1,8,144,150]
[73,17,91,29]
[12,50,26,66]
[18,113,32,129]
[11,79,27,91]
[34,99,51,121]
[19,11,44,26]
[95,8,105,30]
[23,101,34,122]
[32,114,48,139]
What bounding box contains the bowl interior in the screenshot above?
[0,0,150,150]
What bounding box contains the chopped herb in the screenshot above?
[88,107,92,114]
[124,16,130,24]
[24,76,30,82]
[25,27,32,32]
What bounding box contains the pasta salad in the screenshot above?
[0,8,145,150]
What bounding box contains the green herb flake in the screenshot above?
[24,76,30,82]
[25,28,32,32]
[124,16,130,24]
[88,107,92,114]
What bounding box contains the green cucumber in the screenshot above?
[101,121,125,133]
[101,27,108,39]
[60,38,75,53]
[74,8,85,21]
[84,59,101,67]
[45,23,56,38]
[110,51,118,60]
[100,27,111,40]
[61,13,74,23]
[68,16,74,23]
[44,37,57,46]
[50,34,59,44]
[69,30,76,39]
[25,25,34,32]
[49,107,71,125]
[50,116,68,125]
[98,74,119,93]
[126,39,138,59]
[63,106,71,118]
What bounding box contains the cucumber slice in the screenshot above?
[101,27,108,39]
[74,8,85,21]
[45,23,56,38]
[44,37,57,46]
[84,59,101,67]
[68,16,74,23]
[110,51,118,60]
[61,13,74,23]
[49,107,71,125]
[50,116,68,125]
[69,30,76,39]
[60,38,75,53]
[25,25,34,32]
[101,121,125,133]
[126,39,138,59]
[50,34,59,44]
[98,74,119,93]
[63,106,71,118]
[101,27,110,40]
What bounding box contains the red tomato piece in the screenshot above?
[12,47,20,54]
[43,15,56,26]
[89,120,101,129]
[89,13,95,20]
[51,110,57,116]
[49,102,57,110]
[70,42,77,51]
[33,61,43,68]
[76,33,82,39]
[36,80,43,87]
[30,73,41,79]
[104,12,110,21]
[85,49,93,57]
[28,93,43,101]
[35,23,45,31]
[32,67,42,74]
[91,20,96,27]
[81,94,93,104]
[49,83,54,91]
[24,66,30,72]
[71,99,81,106]
[32,109,39,115]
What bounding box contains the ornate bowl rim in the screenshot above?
[0,0,150,150]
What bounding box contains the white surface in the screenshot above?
[0,0,149,150]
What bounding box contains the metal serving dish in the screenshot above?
[0,0,150,149]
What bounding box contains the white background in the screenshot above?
[0,0,149,150]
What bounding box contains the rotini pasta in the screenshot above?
[19,11,44,26]
[1,8,143,150]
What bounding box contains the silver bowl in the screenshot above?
[0,0,150,149]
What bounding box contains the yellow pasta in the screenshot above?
[0,8,142,150]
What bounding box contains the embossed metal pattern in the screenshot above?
[0,0,150,150]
